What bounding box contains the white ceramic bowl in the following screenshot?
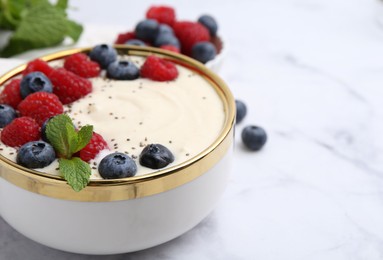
[0,46,235,255]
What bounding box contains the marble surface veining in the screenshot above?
[1,0,383,259]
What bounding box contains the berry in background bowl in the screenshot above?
[115,5,226,73]
[0,45,235,254]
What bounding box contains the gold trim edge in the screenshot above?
[0,46,235,202]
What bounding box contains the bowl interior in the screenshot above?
[0,45,235,201]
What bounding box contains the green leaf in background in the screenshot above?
[59,158,91,192]
[55,0,68,10]
[0,4,67,57]
[0,0,24,29]
[66,19,83,42]
[0,0,83,57]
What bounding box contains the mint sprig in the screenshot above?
[0,1,83,57]
[60,158,91,192]
[46,114,93,192]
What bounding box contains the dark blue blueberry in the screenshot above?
[16,141,56,169]
[106,60,140,80]
[241,125,267,151]
[0,104,16,128]
[40,117,54,142]
[41,118,49,142]
[139,144,174,169]
[154,34,180,48]
[125,39,147,46]
[98,153,137,179]
[191,42,217,64]
[20,72,53,98]
[135,19,159,42]
[235,100,247,124]
[89,44,117,69]
[198,15,218,37]
[158,24,174,36]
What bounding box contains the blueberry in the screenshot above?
[158,24,174,36]
[40,116,56,142]
[98,153,137,179]
[139,144,174,169]
[198,15,218,37]
[41,118,49,142]
[154,34,180,48]
[89,44,117,69]
[16,141,56,169]
[0,104,16,128]
[106,60,140,80]
[20,72,53,98]
[125,39,147,46]
[235,100,247,124]
[135,19,159,42]
[241,125,267,151]
[191,42,217,64]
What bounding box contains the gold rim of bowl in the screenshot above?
[0,45,235,202]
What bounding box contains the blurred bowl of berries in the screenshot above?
[114,5,226,72]
[0,45,235,254]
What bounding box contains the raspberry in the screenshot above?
[79,132,109,162]
[64,53,100,78]
[160,45,180,53]
[140,55,178,82]
[23,59,54,77]
[49,68,92,104]
[18,92,63,126]
[211,36,223,53]
[146,6,176,26]
[173,21,210,55]
[115,31,136,44]
[1,117,40,147]
[0,79,22,109]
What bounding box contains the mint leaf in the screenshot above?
[0,4,67,57]
[46,114,95,192]
[75,125,93,153]
[59,158,91,192]
[66,19,83,42]
[0,0,23,30]
[55,0,68,10]
[29,0,51,6]
[47,114,95,159]
[46,114,74,158]
[65,122,79,155]
[0,12,15,30]
[0,1,83,57]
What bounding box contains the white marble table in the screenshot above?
[1,0,383,259]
